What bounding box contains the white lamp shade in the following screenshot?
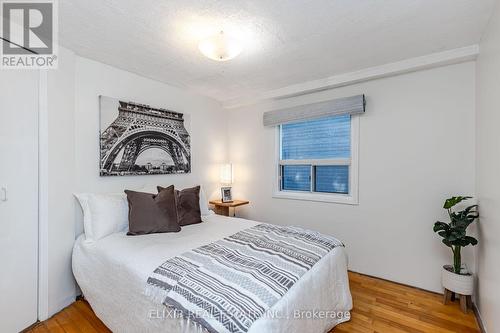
[199,31,243,61]
[220,163,233,185]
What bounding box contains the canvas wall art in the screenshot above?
[99,96,191,176]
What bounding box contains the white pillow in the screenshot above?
[75,193,129,242]
[198,187,210,216]
[139,184,210,216]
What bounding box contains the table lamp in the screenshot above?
[219,163,233,202]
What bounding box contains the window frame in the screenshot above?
[273,115,359,205]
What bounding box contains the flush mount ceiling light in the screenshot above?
[198,31,243,61]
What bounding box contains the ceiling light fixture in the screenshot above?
[198,31,243,61]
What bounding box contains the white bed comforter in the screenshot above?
[72,214,352,333]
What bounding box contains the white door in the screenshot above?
[0,70,39,332]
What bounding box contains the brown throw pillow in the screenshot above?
[158,185,202,226]
[125,186,180,235]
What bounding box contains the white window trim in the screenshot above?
[272,115,359,205]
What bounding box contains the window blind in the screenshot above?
[263,94,365,127]
[281,115,351,159]
[279,114,351,194]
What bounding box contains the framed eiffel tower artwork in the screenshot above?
[99,96,191,176]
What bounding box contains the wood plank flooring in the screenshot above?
[27,272,480,333]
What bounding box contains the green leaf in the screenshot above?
[464,204,478,213]
[438,231,447,238]
[442,239,452,247]
[433,222,449,232]
[451,229,466,237]
[457,239,471,247]
[443,196,472,209]
[437,196,479,250]
[465,236,478,246]
[463,205,479,219]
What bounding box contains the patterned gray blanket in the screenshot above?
[145,224,343,333]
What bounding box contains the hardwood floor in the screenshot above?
[336,272,479,333]
[27,272,480,333]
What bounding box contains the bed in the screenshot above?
[72,213,352,333]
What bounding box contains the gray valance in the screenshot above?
[263,94,365,127]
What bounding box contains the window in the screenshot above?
[275,114,359,204]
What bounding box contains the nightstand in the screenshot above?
[209,200,250,217]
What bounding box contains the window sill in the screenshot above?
[272,191,359,205]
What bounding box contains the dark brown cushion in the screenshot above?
[125,186,180,235]
[158,185,202,226]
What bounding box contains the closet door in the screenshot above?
[0,71,39,332]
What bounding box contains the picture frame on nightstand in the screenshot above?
[221,187,233,203]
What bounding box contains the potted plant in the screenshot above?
[433,196,478,298]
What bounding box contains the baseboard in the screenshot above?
[348,270,442,295]
[20,321,41,332]
[472,304,487,333]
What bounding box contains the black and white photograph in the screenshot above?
[99,96,191,176]
[221,186,233,203]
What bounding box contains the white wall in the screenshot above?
[227,62,476,293]
[44,47,78,316]
[73,56,227,232]
[475,0,500,331]
[42,49,227,317]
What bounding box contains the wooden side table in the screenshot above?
[209,200,249,217]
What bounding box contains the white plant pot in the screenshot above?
[442,265,473,295]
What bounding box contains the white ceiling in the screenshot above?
[59,0,496,104]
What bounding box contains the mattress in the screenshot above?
[72,214,352,333]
